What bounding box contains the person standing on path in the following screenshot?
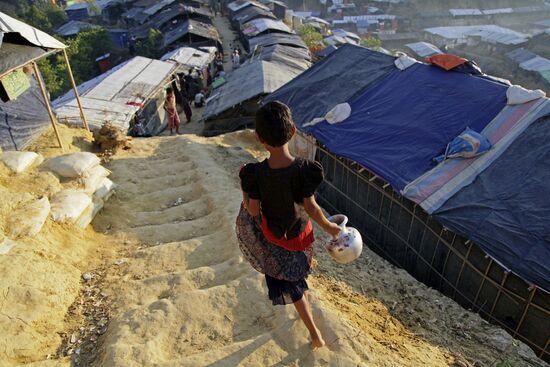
[232,49,240,69]
[164,87,180,135]
[237,101,341,349]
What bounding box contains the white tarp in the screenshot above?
[54,56,177,130]
[425,25,529,45]
[519,56,550,71]
[406,42,443,57]
[160,46,217,69]
[242,18,291,37]
[0,11,66,49]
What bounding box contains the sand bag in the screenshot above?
[1,151,43,173]
[47,152,100,178]
[50,189,92,224]
[0,237,18,255]
[81,165,111,194]
[94,177,116,201]
[75,198,104,229]
[6,197,50,238]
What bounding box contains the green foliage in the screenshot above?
[297,24,324,50]
[39,28,113,99]
[16,1,67,33]
[134,29,164,59]
[360,36,382,50]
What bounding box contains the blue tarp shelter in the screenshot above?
[264,44,550,293]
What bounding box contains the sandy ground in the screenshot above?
[0,125,547,367]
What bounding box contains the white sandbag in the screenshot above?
[94,177,116,201]
[81,165,110,194]
[0,237,18,255]
[7,197,50,238]
[1,151,43,173]
[75,198,104,229]
[47,152,101,178]
[50,189,92,224]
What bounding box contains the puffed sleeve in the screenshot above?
[239,163,260,199]
[301,160,324,198]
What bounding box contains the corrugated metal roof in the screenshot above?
[305,16,330,25]
[160,46,216,69]
[405,42,442,57]
[324,35,358,46]
[242,18,291,37]
[144,0,175,15]
[519,56,550,71]
[0,11,66,49]
[232,6,276,26]
[203,60,302,119]
[332,28,360,41]
[248,44,311,70]
[449,9,482,16]
[54,56,177,130]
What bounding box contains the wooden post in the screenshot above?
[62,49,90,131]
[32,62,65,151]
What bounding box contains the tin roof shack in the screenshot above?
[160,46,217,70]
[424,25,529,51]
[56,20,98,37]
[232,5,276,29]
[406,42,443,58]
[163,19,221,50]
[202,59,303,135]
[226,0,271,18]
[65,0,124,23]
[240,18,292,50]
[0,11,87,151]
[246,32,307,52]
[54,56,178,135]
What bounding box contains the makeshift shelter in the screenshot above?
[163,19,221,49]
[202,60,303,135]
[405,42,442,58]
[56,20,98,37]
[232,5,276,28]
[54,56,178,134]
[241,18,291,38]
[160,46,217,70]
[0,11,88,151]
[246,33,307,52]
[246,44,311,71]
[264,44,550,362]
[227,0,270,17]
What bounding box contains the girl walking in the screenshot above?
[237,101,341,349]
[164,87,180,135]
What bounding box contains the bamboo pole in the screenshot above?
[32,62,65,151]
[62,49,90,131]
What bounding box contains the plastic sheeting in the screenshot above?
[0,11,66,49]
[247,33,307,52]
[305,63,508,191]
[263,44,396,127]
[435,116,550,292]
[0,75,51,151]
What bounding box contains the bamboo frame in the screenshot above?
[62,49,89,131]
[32,62,65,151]
[297,133,550,361]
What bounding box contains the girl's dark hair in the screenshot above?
[166,87,173,94]
[255,101,294,147]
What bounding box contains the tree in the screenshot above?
[16,1,67,33]
[134,29,164,59]
[297,24,324,51]
[360,36,382,50]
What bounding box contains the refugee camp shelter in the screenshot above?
[54,56,178,135]
[264,44,550,362]
[246,32,307,52]
[232,5,276,29]
[405,42,442,58]
[247,44,311,71]
[0,11,88,151]
[241,18,291,38]
[56,20,98,37]
[202,59,304,135]
[227,0,270,18]
[163,19,221,49]
[160,46,217,70]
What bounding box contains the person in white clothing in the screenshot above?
[194,91,205,107]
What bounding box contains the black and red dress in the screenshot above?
[237,158,323,305]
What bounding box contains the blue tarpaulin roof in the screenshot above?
[435,116,550,291]
[307,63,508,191]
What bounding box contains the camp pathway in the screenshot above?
[86,131,545,367]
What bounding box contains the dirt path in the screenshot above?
[86,132,546,367]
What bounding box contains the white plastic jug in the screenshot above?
[325,214,363,264]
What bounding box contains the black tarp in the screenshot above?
[263,44,396,127]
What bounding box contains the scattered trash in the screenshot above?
[82,273,93,282]
[172,197,184,206]
[113,259,126,266]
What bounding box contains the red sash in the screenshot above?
[261,216,314,251]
